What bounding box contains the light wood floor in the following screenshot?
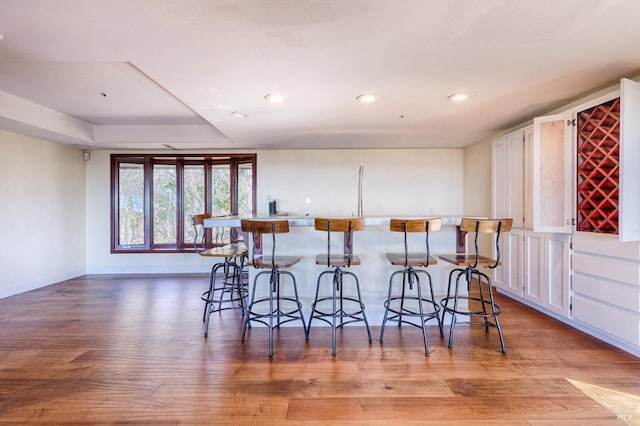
[1,274,639,425]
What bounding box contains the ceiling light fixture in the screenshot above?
[231,111,247,118]
[447,91,471,102]
[264,93,284,103]
[356,94,377,103]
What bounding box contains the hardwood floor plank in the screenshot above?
[0,274,639,424]
[285,396,618,422]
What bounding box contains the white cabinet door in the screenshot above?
[523,230,544,305]
[543,233,572,318]
[523,125,534,230]
[532,113,573,233]
[492,135,508,220]
[492,130,524,226]
[501,228,523,297]
[492,134,509,291]
[620,78,640,242]
[492,131,524,293]
[494,227,521,294]
[507,130,524,228]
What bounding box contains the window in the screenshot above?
[111,154,256,253]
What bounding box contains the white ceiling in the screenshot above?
[1,0,640,151]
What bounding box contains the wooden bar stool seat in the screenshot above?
[240,219,307,357]
[191,214,248,338]
[386,252,436,267]
[249,255,300,269]
[307,217,372,356]
[315,254,362,267]
[380,218,444,356]
[439,218,513,354]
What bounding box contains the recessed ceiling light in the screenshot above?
[356,94,377,103]
[231,111,247,118]
[264,93,284,103]
[447,91,471,102]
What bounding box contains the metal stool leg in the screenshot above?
[309,266,369,356]
[349,270,372,343]
[381,267,441,356]
[203,261,226,337]
[380,269,403,343]
[414,272,430,356]
[446,270,465,348]
[242,268,306,357]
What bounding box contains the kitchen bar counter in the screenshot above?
[203,214,476,325]
[204,214,467,228]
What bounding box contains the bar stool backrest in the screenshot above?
[190,213,211,252]
[314,217,365,267]
[460,218,513,269]
[191,213,233,252]
[390,218,442,267]
[241,219,290,269]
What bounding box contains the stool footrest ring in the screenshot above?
[440,296,502,318]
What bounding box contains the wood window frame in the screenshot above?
[110,153,257,253]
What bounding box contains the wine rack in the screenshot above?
[576,97,620,234]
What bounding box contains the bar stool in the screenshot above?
[240,219,307,357]
[191,214,248,337]
[439,218,512,354]
[307,217,372,356]
[380,218,444,356]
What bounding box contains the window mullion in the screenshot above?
[204,160,212,247]
[230,160,239,215]
[145,159,153,250]
[176,160,185,249]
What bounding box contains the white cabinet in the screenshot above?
[532,78,640,242]
[532,113,573,233]
[523,126,534,230]
[523,230,543,305]
[492,78,640,356]
[492,129,524,293]
[492,129,524,227]
[501,228,523,297]
[571,232,640,347]
[493,126,571,318]
[620,78,640,242]
[523,231,571,316]
[542,233,571,317]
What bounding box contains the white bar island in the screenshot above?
[204,215,469,325]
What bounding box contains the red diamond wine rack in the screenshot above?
[576,97,620,234]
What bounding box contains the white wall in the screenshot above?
[463,139,493,252]
[257,149,463,216]
[86,148,464,273]
[463,139,492,218]
[85,150,211,274]
[0,129,86,298]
